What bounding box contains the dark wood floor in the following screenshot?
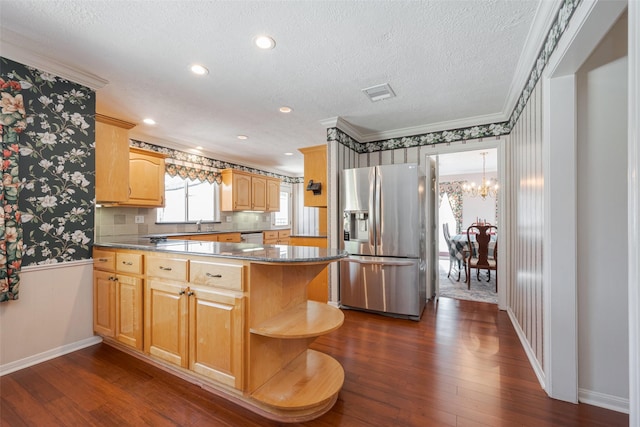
[1,298,628,426]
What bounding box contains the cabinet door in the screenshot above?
[122,149,165,207]
[299,145,327,207]
[189,286,244,389]
[116,274,143,350]
[95,117,131,203]
[94,270,116,337]
[144,279,189,367]
[233,172,252,211]
[266,178,280,212]
[251,176,267,211]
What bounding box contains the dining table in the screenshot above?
[449,232,497,262]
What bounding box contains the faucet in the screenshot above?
[196,219,202,232]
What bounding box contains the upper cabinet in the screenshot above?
[95,114,135,203]
[221,169,280,212]
[119,147,167,207]
[95,114,167,207]
[298,145,327,207]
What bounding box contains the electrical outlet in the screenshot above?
[226,216,232,222]
[134,215,144,224]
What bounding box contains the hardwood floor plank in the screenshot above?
[0,298,628,426]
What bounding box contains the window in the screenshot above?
[157,174,220,223]
[274,185,291,226]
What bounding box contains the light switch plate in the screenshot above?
[226,216,232,222]
[134,215,144,224]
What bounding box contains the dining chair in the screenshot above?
[465,224,497,291]
[443,223,464,281]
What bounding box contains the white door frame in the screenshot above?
[425,138,506,310]
[541,0,629,405]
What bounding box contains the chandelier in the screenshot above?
[462,152,498,199]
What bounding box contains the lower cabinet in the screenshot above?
[115,274,143,350]
[144,279,245,389]
[94,270,116,337]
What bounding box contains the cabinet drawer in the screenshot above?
[278,229,290,238]
[93,249,115,271]
[217,233,241,243]
[146,257,188,281]
[116,253,143,274]
[190,261,244,291]
[263,231,277,241]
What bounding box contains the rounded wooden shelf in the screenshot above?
[250,301,344,338]
[250,349,344,411]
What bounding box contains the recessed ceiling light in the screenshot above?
[237,135,248,140]
[190,64,209,75]
[195,146,203,150]
[284,152,293,156]
[143,118,156,125]
[254,35,276,50]
[279,106,292,113]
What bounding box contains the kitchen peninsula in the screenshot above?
[92,238,347,422]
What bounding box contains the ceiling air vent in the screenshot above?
[362,83,396,102]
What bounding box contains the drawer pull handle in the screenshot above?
[206,273,223,278]
[121,261,133,266]
[187,291,194,296]
[159,266,173,271]
[179,289,186,295]
[98,258,109,262]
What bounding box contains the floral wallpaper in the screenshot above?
[1,57,95,266]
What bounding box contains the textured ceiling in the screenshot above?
[0,0,541,175]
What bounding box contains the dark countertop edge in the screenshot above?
[144,228,291,238]
[93,241,348,263]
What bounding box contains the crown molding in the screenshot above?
[0,28,108,90]
[503,0,562,116]
[322,112,507,144]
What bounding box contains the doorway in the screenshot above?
[426,140,504,307]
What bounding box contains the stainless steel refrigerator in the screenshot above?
[340,163,427,320]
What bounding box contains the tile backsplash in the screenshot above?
[95,207,273,238]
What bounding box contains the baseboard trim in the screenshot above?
[507,307,547,390]
[578,388,629,414]
[0,335,103,376]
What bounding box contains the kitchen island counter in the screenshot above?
[92,240,347,422]
[94,238,345,263]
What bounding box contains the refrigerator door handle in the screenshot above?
[368,169,376,249]
[340,258,416,267]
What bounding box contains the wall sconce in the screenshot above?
[306,180,322,195]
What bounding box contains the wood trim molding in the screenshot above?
[95,113,136,129]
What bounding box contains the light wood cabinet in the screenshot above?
[119,147,167,207]
[93,249,143,350]
[144,254,245,388]
[298,145,327,207]
[93,244,344,422]
[263,229,290,245]
[221,169,280,212]
[95,114,135,203]
[266,177,280,212]
[289,236,328,303]
[189,285,244,388]
[251,175,267,211]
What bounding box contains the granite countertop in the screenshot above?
[94,237,347,263]
[144,228,289,239]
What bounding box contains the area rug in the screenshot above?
[438,259,497,304]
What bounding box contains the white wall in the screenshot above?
[576,11,629,404]
[0,262,100,373]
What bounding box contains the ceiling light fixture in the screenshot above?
[462,152,499,200]
[190,64,209,75]
[143,118,156,125]
[195,146,203,150]
[284,152,293,156]
[254,35,276,50]
[279,106,292,113]
[237,135,248,140]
